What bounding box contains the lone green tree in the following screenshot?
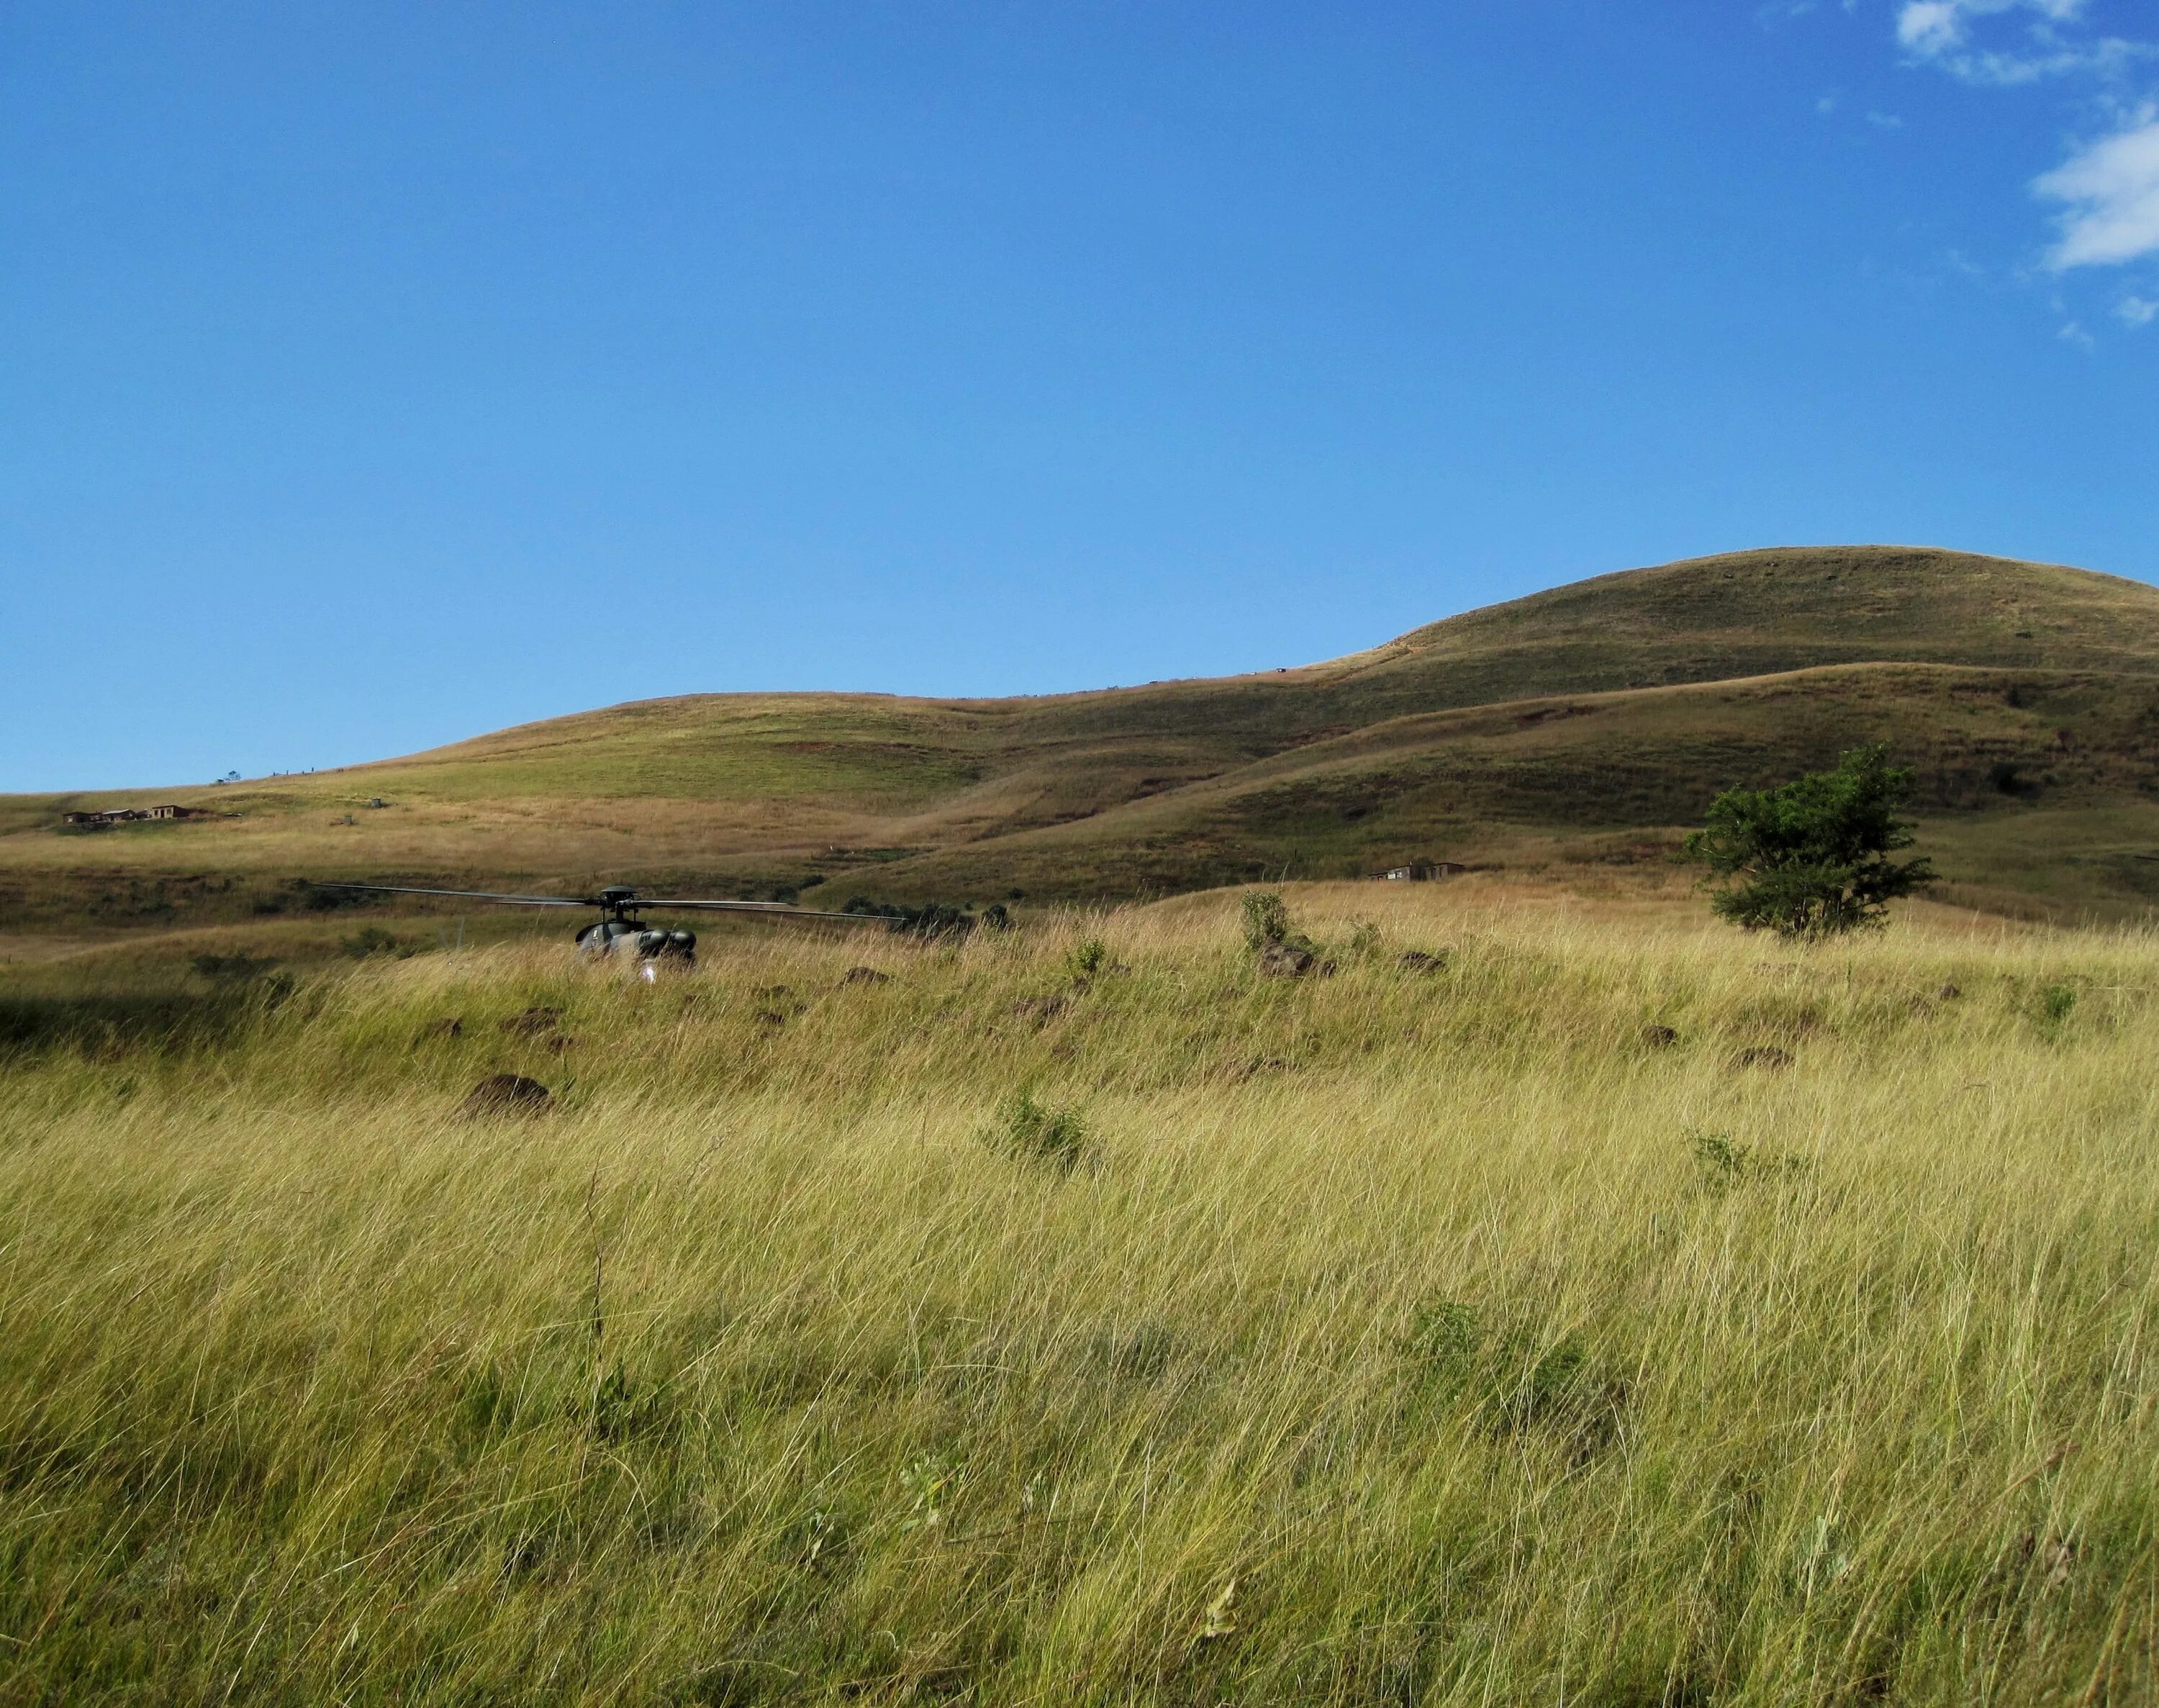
[1684,744,1934,939]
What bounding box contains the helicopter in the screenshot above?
[313,882,883,968]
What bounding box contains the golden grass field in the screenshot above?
[3,878,2155,1704]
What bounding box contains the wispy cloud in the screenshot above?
[1895,0,2149,86]
[2034,114,2159,266]
[1878,0,2159,305]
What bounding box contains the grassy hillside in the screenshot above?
[3,886,2156,1702]
[6,545,2158,953]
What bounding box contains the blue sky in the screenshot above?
[4,1,2156,791]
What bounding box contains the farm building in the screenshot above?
[1378,860,1467,881]
[60,804,200,827]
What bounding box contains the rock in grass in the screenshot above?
[840,966,891,986]
[461,1074,551,1117]
[1730,1045,1793,1071]
[1641,1024,1679,1049]
[1258,943,1316,977]
[1398,949,1449,973]
[498,1007,563,1037]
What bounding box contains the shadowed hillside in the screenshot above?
[7,545,2159,950]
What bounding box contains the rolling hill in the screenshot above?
[9,544,2159,951]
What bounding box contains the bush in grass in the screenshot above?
[985,1089,1087,1171]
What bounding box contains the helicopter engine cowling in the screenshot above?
[575,921,696,963]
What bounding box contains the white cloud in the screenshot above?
[2117,294,2159,324]
[1897,2,1965,55]
[1894,0,2143,86]
[2058,317,2094,347]
[2034,117,2159,265]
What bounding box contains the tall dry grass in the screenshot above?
[0,883,2153,1704]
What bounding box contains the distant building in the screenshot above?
[1379,860,1466,881]
[60,804,199,827]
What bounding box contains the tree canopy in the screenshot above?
[1683,744,1935,939]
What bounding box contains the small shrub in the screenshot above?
[340,925,409,959]
[1344,920,1384,960]
[2042,984,2077,1025]
[1687,1127,1810,1190]
[1241,891,1321,969]
[1241,891,1293,952]
[1689,1129,1750,1185]
[986,1089,1087,1171]
[1067,937,1108,981]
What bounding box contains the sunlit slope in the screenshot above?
[353,545,2159,807]
[6,546,2158,919]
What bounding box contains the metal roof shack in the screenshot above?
[1378,860,1467,881]
[59,804,201,827]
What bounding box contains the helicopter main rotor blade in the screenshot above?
[312,883,595,909]
[630,897,894,922]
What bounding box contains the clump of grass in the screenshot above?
[1686,1127,1811,1190]
[1405,1298,1625,1458]
[983,1088,1088,1171]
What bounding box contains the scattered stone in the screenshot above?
[1398,949,1449,973]
[1258,943,1316,978]
[840,966,891,986]
[417,1017,463,1041]
[754,1009,788,1027]
[544,1034,576,1054]
[498,1007,564,1037]
[1937,981,1963,1001]
[753,984,794,1000]
[1641,1024,1679,1049]
[460,1074,551,1118]
[1731,1045,1794,1071]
